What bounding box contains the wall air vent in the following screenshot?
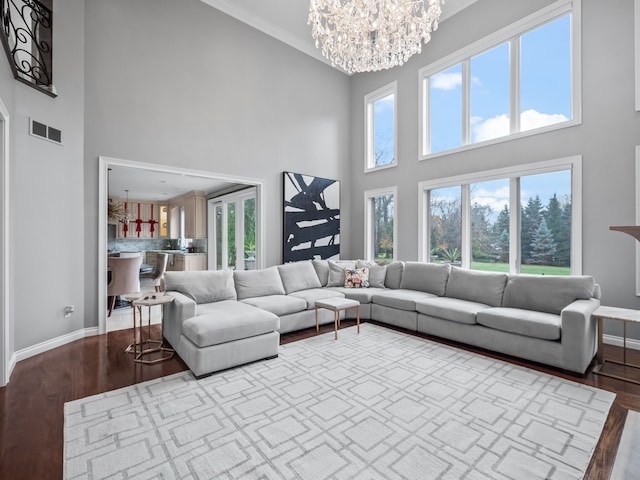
[30,118,63,145]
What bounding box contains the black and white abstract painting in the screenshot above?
[283,171,340,262]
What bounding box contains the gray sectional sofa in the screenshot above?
[163,259,600,377]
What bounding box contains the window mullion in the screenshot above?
[509,177,520,273]
[510,37,520,134]
[462,59,471,146]
[461,184,471,269]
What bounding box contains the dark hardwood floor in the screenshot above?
[1,320,639,479]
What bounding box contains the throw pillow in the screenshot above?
[344,267,370,288]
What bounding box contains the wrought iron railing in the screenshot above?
[0,0,56,97]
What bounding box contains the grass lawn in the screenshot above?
[471,262,571,276]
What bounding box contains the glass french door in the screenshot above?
[209,189,256,270]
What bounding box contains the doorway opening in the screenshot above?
[98,156,266,335]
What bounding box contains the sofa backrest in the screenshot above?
[502,274,596,315]
[382,261,403,289]
[327,260,357,287]
[356,260,387,288]
[399,262,449,296]
[445,266,507,307]
[164,270,236,304]
[277,261,322,294]
[234,266,286,300]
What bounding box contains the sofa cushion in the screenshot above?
[234,267,286,300]
[356,260,387,288]
[277,261,322,294]
[372,289,439,312]
[416,297,491,325]
[328,287,386,304]
[240,295,306,316]
[477,307,561,341]
[400,262,450,296]
[345,267,370,288]
[445,266,507,307]
[182,302,279,348]
[312,259,330,286]
[164,270,236,304]
[327,260,356,287]
[289,288,345,309]
[502,275,596,315]
[384,261,404,289]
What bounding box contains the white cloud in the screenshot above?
[471,186,510,216]
[431,72,462,91]
[472,113,510,143]
[521,109,568,131]
[471,109,569,143]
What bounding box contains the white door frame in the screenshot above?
[0,98,12,386]
[97,156,266,334]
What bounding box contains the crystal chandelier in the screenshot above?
[308,0,444,74]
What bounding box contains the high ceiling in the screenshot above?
[201,0,479,72]
[111,1,479,201]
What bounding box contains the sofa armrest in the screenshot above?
[163,291,197,347]
[560,298,600,373]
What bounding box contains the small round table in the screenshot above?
[122,293,175,364]
[315,298,360,340]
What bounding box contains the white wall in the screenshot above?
[348,0,640,338]
[82,0,352,329]
[3,0,86,353]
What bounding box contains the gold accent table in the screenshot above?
[122,293,175,364]
[315,298,360,340]
[593,306,640,384]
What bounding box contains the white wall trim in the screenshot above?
[98,156,266,334]
[635,0,640,111]
[636,146,640,296]
[14,328,99,363]
[0,97,10,387]
[603,333,640,351]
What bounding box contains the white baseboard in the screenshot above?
[14,327,99,363]
[603,334,640,351]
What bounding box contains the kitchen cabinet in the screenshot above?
[167,253,207,271]
[183,193,207,239]
[168,191,207,239]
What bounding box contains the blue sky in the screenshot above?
[374,13,572,214]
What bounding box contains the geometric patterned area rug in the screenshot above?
[64,324,615,479]
[610,410,640,479]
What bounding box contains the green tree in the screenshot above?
[521,195,543,263]
[530,218,557,265]
[471,202,494,261]
[492,205,510,263]
[430,196,462,259]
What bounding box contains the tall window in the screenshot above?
[420,0,580,158]
[364,187,397,263]
[209,188,257,270]
[365,82,397,172]
[419,157,581,275]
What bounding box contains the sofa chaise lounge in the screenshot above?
[163,259,600,378]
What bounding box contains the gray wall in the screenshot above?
[1,0,86,351]
[82,0,352,329]
[348,0,640,337]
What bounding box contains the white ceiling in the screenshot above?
[108,165,239,202]
[201,0,479,72]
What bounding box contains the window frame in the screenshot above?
[419,0,581,160]
[364,186,398,262]
[364,81,398,173]
[418,156,583,274]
